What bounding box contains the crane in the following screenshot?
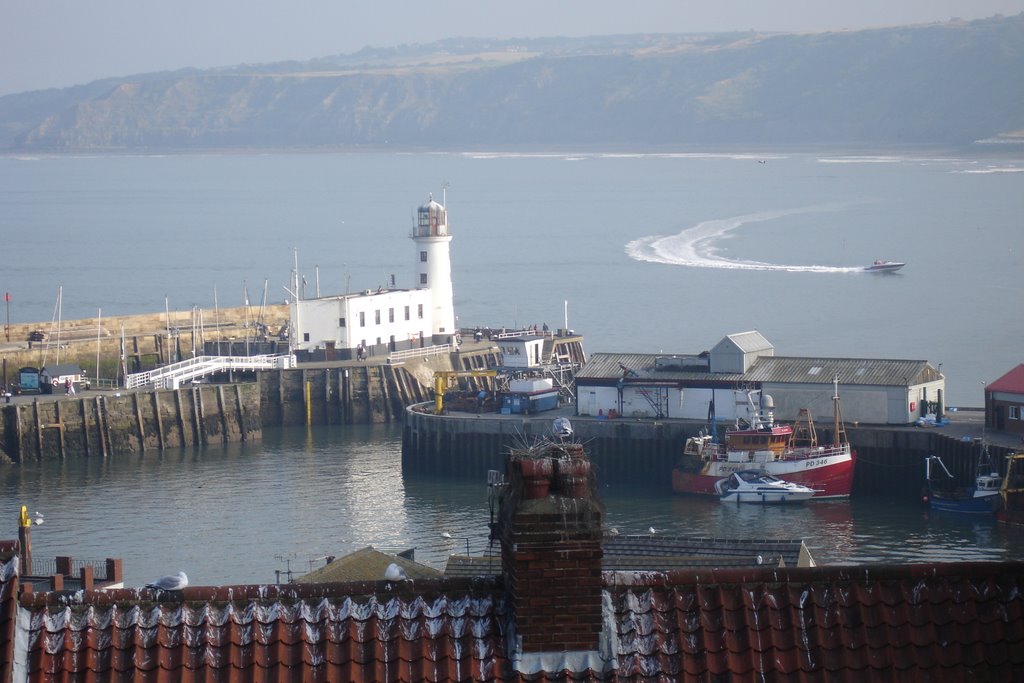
[433,369,499,414]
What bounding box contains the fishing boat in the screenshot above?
[864,260,905,272]
[716,470,820,504]
[923,451,1001,515]
[672,377,855,498]
[996,452,1024,526]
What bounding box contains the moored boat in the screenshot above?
[864,260,905,272]
[996,452,1024,526]
[924,452,1001,515]
[672,377,856,498]
[716,470,820,504]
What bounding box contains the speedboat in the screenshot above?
[864,260,905,272]
[716,470,820,504]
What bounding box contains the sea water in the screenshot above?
[1,151,1023,585]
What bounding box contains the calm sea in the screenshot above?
[2,151,1023,585]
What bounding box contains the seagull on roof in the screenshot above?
[146,571,188,591]
[441,531,452,539]
[384,563,407,580]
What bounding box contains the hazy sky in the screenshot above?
[3,0,1024,96]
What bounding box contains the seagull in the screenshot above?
[441,531,452,540]
[384,563,407,580]
[648,526,657,534]
[32,512,44,526]
[146,571,188,591]
[608,527,619,536]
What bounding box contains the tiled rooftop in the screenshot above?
[445,535,812,578]
[5,552,1024,682]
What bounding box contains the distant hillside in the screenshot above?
[2,15,1023,152]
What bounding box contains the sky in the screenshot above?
[3,0,1024,96]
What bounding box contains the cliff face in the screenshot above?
[3,15,1024,151]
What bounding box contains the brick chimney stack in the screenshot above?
[500,443,604,653]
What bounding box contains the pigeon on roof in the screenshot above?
[146,571,188,591]
[384,563,407,580]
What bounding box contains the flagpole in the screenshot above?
[4,292,10,342]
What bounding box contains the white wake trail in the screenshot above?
[625,205,864,273]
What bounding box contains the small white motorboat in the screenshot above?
[864,260,905,272]
[716,470,820,504]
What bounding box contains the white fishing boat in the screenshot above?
[716,470,821,504]
[864,260,905,272]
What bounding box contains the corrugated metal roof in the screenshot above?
[578,352,936,387]
[720,330,773,353]
[749,356,936,386]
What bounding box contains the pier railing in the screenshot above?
[387,344,452,364]
[125,354,296,390]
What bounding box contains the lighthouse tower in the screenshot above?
[412,193,455,341]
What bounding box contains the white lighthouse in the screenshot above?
[412,193,456,341]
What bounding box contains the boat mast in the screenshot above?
[832,374,848,445]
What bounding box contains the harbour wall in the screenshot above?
[0,347,492,461]
[401,407,1015,500]
[0,384,262,463]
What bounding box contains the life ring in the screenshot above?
[51,378,60,386]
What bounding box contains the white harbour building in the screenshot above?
[289,194,457,361]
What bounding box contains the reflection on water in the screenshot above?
[2,425,1022,587]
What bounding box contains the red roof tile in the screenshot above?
[0,546,18,683]
[989,363,1024,394]
[5,549,1024,682]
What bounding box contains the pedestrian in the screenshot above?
[64,379,72,396]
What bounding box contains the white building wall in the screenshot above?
[291,290,433,353]
[346,290,434,349]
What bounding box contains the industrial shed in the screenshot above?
[574,333,944,426]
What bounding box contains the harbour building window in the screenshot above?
[303,333,310,342]
[417,304,423,319]
[420,273,428,285]
[388,308,394,323]
[359,312,365,327]
[1011,406,1021,420]
[404,306,410,320]
[339,317,346,327]
[420,251,427,262]
[375,310,381,324]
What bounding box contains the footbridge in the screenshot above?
[125,354,296,390]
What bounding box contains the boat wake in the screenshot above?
[625,205,864,273]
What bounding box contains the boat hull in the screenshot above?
[865,262,905,272]
[720,490,816,504]
[673,450,855,499]
[928,491,1000,515]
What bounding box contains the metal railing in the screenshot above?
[387,344,452,364]
[125,354,296,390]
[25,558,111,579]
